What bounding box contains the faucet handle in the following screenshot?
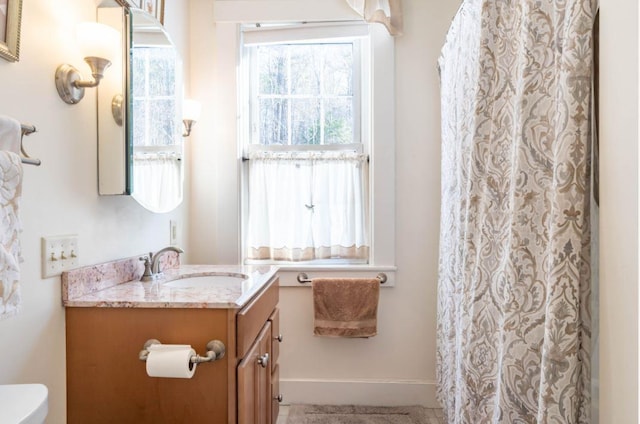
[139,255,153,280]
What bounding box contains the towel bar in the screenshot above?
[138,339,226,364]
[297,272,387,284]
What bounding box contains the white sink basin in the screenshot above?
[164,273,249,289]
[0,384,48,424]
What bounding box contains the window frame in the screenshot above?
[240,24,373,266]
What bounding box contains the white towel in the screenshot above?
[0,151,23,319]
[0,115,21,154]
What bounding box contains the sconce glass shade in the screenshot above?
[77,22,120,62]
[183,99,202,121]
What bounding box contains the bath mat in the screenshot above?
[286,404,429,424]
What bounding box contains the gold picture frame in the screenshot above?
[0,0,23,62]
[141,0,164,24]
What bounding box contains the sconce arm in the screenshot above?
[73,57,111,88]
[55,57,112,104]
[74,75,103,88]
[183,119,196,137]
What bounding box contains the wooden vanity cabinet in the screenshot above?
[65,276,281,424]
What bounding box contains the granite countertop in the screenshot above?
[62,258,278,309]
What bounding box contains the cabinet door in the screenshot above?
[271,364,281,424]
[238,321,272,424]
[268,308,281,372]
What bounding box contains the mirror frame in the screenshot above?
[0,0,23,62]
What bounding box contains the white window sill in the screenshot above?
[275,265,397,287]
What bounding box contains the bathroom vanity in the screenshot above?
[62,261,281,424]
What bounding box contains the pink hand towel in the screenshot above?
[312,278,379,338]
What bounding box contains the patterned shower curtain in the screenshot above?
[437,1,596,423]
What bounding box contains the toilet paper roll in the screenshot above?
[145,346,197,378]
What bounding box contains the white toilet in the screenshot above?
[0,384,48,423]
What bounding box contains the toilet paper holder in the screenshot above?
[138,339,226,364]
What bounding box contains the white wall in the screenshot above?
[278,0,460,405]
[189,0,460,406]
[0,1,191,422]
[598,0,640,422]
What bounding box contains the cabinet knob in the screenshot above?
[258,353,269,368]
[275,394,283,402]
[274,334,283,342]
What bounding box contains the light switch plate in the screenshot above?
[41,235,79,278]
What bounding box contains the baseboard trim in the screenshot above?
[280,378,439,408]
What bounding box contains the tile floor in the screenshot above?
[276,405,446,423]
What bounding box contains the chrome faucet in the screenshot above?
[140,246,184,281]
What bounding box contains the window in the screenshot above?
[131,46,180,148]
[130,43,183,213]
[241,24,371,264]
[250,42,360,146]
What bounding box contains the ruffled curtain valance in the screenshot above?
[345,0,403,36]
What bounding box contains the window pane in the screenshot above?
[251,41,357,146]
[148,48,176,97]
[132,51,146,97]
[291,99,320,145]
[290,45,320,95]
[323,44,353,96]
[260,98,289,144]
[324,98,353,144]
[258,46,287,95]
[132,99,146,146]
[149,98,176,145]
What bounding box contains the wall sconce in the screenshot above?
[182,99,202,137]
[55,22,120,105]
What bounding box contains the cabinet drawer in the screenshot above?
[237,278,279,358]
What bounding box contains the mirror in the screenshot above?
[129,8,184,212]
[97,3,184,213]
[97,4,128,196]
